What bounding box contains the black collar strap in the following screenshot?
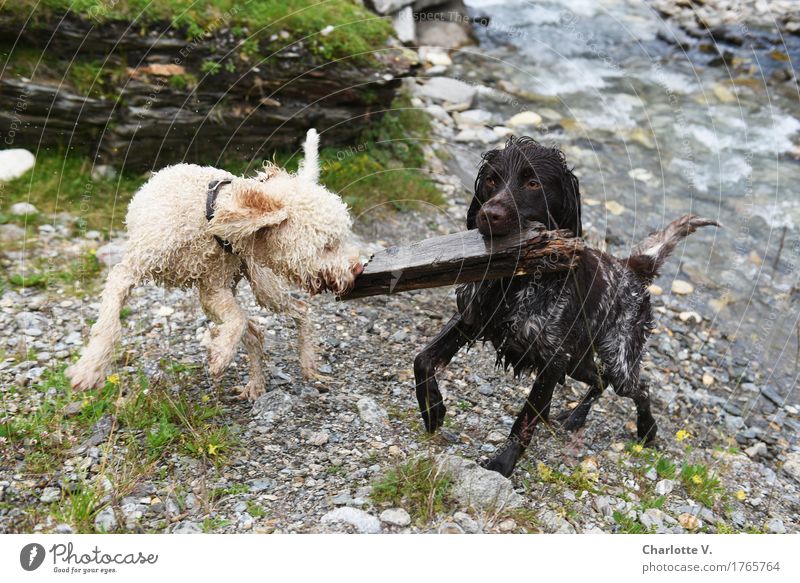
[206,179,235,254]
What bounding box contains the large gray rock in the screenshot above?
[380,508,411,527]
[321,507,382,533]
[0,149,35,182]
[438,454,523,511]
[417,77,476,107]
[415,1,476,49]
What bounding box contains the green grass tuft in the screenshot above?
[372,456,454,524]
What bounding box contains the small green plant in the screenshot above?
[201,517,230,532]
[372,457,454,523]
[247,502,267,519]
[613,510,650,534]
[681,463,724,507]
[200,60,222,75]
[655,456,677,479]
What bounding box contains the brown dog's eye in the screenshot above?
[485,177,496,189]
[527,180,541,190]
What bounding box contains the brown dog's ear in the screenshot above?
[208,186,288,241]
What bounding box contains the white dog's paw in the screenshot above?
[66,363,106,391]
[238,380,265,402]
[208,344,235,378]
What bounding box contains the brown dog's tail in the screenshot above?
[624,214,720,282]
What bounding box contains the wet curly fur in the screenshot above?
[67,129,361,401]
[414,136,719,476]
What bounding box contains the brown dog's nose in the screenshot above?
[477,206,510,236]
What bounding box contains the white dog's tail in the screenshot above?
[66,260,137,391]
[299,128,320,183]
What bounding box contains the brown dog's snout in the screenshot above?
[476,204,511,237]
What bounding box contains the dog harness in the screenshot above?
[206,178,235,254]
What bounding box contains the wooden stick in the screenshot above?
[339,226,583,300]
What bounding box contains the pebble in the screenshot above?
[437,521,464,534]
[308,431,329,446]
[745,442,768,458]
[766,518,786,534]
[506,111,542,127]
[380,508,411,527]
[357,397,388,425]
[321,507,381,534]
[677,513,700,531]
[94,507,117,532]
[671,280,694,295]
[40,487,61,503]
[251,390,294,425]
[172,521,202,534]
[655,479,675,496]
[10,202,38,216]
[453,511,480,533]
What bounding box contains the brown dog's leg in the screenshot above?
[413,314,476,433]
[483,364,563,477]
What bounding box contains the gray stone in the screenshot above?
[438,454,523,511]
[91,165,118,181]
[96,241,126,269]
[380,508,411,527]
[251,390,294,425]
[745,442,768,458]
[40,487,61,503]
[371,0,414,15]
[782,452,800,484]
[0,224,26,242]
[655,479,675,496]
[15,311,47,332]
[453,109,493,128]
[454,127,498,144]
[247,478,276,492]
[172,520,202,534]
[357,397,388,425]
[417,77,476,107]
[453,511,481,533]
[539,510,576,533]
[321,507,381,533]
[437,521,464,533]
[640,508,666,530]
[392,6,415,44]
[593,496,613,518]
[54,524,74,534]
[94,507,117,532]
[767,518,786,534]
[0,149,35,182]
[644,467,658,481]
[9,202,38,216]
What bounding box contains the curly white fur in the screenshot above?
[67,129,360,400]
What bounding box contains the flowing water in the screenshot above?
[448,0,800,401]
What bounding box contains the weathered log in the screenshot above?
[339,226,583,300]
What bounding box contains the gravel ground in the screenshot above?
[2,70,800,534]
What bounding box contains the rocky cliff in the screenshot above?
[0,6,417,171]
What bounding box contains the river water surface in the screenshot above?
[445,0,800,402]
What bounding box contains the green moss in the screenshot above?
[4,1,392,65]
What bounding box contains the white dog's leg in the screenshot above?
[67,261,137,391]
[239,320,267,400]
[199,284,248,383]
[244,261,317,379]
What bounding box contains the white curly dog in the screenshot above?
[67,129,362,400]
